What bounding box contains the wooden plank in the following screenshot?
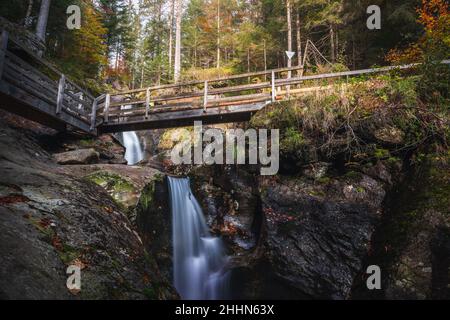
[3,65,57,103]
[145,88,150,119]
[4,59,58,96]
[90,97,98,131]
[56,74,65,114]
[5,51,57,87]
[6,35,95,100]
[98,103,266,133]
[0,30,8,79]
[104,93,110,123]
[3,70,57,106]
[106,93,271,121]
[0,81,94,134]
[108,81,271,108]
[106,92,270,119]
[203,81,208,112]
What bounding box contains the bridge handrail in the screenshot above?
[0,28,98,132]
[107,65,305,97]
[95,59,449,126]
[99,60,449,110]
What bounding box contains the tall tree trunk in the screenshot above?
[174,0,182,83]
[216,0,220,68]
[296,11,301,67]
[36,0,51,42]
[168,0,175,73]
[24,0,34,28]
[330,24,335,63]
[352,34,356,70]
[286,0,292,76]
[140,55,145,88]
[286,0,292,95]
[263,40,267,81]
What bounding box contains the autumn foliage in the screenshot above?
[387,0,450,64]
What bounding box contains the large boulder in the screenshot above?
[54,148,100,165]
[59,164,164,221]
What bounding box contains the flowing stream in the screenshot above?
[122,131,143,165]
[168,177,230,300]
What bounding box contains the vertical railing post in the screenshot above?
[104,93,111,123]
[271,71,276,103]
[56,74,65,114]
[145,88,150,119]
[0,30,8,80]
[203,81,208,113]
[90,97,98,131]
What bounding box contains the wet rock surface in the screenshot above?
[0,115,175,299]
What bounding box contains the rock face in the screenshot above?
[257,173,386,299]
[54,148,100,165]
[0,115,175,299]
[182,164,389,299]
[356,154,450,300]
[135,177,173,281]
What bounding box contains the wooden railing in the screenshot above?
[96,60,449,127]
[0,29,97,133]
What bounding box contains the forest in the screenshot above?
[1,0,447,93]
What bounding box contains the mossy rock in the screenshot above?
[85,171,137,210]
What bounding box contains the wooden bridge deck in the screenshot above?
[1,27,448,136]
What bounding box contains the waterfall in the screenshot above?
[122,131,143,165]
[168,177,230,300]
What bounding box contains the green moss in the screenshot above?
[374,148,390,159]
[345,170,361,180]
[59,243,81,265]
[26,217,81,265]
[138,182,156,212]
[317,176,331,184]
[86,171,134,193]
[308,190,326,197]
[79,138,95,147]
[85,171,136,211]
[142,287,158,299]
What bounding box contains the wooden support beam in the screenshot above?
[90,97,98,131]
[271,71,276,103]
[0,30,8,80]
[104,93,110,123]
[203,81,208,113]
[56,74,65,114]
[145,88,150,119]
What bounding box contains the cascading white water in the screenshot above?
[120,104,143,165]
[168,177,230,300]
[122,131,143,165]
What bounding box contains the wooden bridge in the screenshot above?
[1,28,448,136]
